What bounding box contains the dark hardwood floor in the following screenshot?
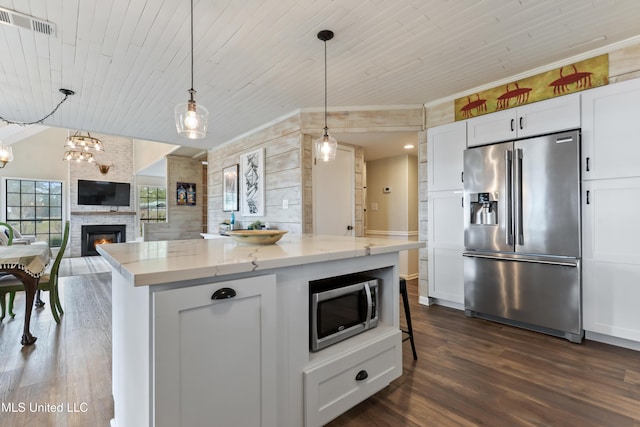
[1,266,639,427]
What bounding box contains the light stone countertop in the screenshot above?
[96,234,424,286]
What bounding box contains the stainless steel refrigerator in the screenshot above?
[463,129,583,343]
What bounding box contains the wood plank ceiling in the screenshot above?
[0,0,640,151]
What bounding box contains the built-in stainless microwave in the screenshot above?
[309,275,379,352]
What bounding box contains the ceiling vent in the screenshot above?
[0,7,56,37]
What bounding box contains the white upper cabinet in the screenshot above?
[582,78,640,180]
[467,92,581,146]
[427,121,466,191]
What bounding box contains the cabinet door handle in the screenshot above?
[519,116,524,130]
[586,190,590,205]
[510,118,515,132]
[355,370,368,381]
[461,171,464,183]
[586,157,590,172]
[211,287,237,300]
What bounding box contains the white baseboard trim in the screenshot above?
[418,295,464,311]
[585,331,640,352]
[366,230,419,238]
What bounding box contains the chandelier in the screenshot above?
[63,131,103,163]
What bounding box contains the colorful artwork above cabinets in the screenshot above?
[455,54,609,121]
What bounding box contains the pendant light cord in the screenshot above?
[0,89,74,126]
[323,38,328,132]
[324,40,328,135]
[190,0,194,92]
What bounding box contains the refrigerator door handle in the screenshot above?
[505,150,513,245]
[514,148,524,246]
[462,252,579,267]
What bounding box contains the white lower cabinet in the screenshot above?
[582,179,640,343]
[583,261,640,342]
[303,330,402,427]
[153,275,277,427]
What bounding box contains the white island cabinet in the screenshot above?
[154,275,277,427]
[98,235,424,427]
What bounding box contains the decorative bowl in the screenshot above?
[226,229,288,245]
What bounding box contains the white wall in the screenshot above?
[0,127,69,182]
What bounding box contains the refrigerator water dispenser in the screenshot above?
[470,192,498,225]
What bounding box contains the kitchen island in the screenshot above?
[97,234,424,427]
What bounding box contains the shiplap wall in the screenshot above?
[143,155,204,241]
[208,107,422,236]
[417,42,640,301]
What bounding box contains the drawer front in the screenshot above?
[304,330,402,427]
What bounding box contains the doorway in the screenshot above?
[313,144,354,236]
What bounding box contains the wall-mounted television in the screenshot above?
[77,180,131,206]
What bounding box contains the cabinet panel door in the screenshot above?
[582,78,640,180]
[428,190,464,249]
[427,121,466,191]
[154,275,277,427]
[428,191,464,303]
[429,247,464,303]
[466,108,516,147]
[517,92,580,138]
[582,178,640,264]
[583,260,640,342]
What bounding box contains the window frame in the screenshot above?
[2,177,65,247]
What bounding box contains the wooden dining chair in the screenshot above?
[0,222,14,246]
[0,221,70,323]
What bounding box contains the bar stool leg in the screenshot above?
[400,278,417,360]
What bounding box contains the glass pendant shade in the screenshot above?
[314,130,338,162]
[0,143,14,168]
[175,97,208,139]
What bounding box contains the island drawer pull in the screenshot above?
[211,287,237,300]
[355,370,368,381]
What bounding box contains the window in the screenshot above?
[139,186,167,225]
[4,179,64,247]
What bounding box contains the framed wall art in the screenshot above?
[222,164,239,212]
[177,182,196,206]
[240,148,265,216]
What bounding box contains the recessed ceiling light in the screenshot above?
[404,144,415,149]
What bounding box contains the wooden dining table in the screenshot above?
[0,244,51,345]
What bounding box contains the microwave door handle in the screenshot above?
[364,283,373,328]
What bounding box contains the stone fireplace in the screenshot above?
[81,224,126,256]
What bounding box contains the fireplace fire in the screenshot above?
[81,224,126,256]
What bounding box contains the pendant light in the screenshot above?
[175,0,208,139]
[0,142,14,168]
[314,30,337,162]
